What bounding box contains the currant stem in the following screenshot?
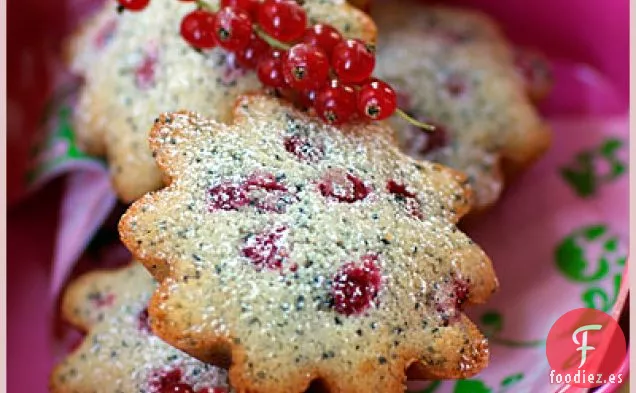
[193,0,291,50]
[395,109,436,131]
[253,25,292,50]
[195,0,215,11]
[189,1,424,130]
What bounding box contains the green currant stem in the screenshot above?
[395,109,436,132]
[253,25,292,50]
[189,1,430,131]
[193,0,291,50]
[196,0,216,11]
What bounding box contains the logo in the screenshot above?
[572,324,602,368]
[546,308,626,388]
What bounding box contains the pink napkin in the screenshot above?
[13,0,628,392]
[407,114,629,393]
[29,64,628,393]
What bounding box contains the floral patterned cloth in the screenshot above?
[23,2,628,392]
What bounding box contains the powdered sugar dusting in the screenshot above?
[373,1,550,209]
[70,0,376,201]
[51,263,229,393]
[119,95,498,392]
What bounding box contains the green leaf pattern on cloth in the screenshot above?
[453,379,491,393]
[581,272,623,312]
[555,224,625,312]
[449,153,627,392]
[560,138,626,197]
[480,311,545,348]
[26,84,105,185]
[414,373,524,393]
[500,373,524,388]
[480,311,503,336]
[555,224,611,282]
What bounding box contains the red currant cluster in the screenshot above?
[117,0,428,128]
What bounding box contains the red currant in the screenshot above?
[432,277,470,326]
[161,383,195,393]
[245,172,289,192]
[386,180,423,219]
[221,0,259,18]
[213,6,252,51]
[258,0,307,43]
[314,80,357,125]
[444,73,466,97]
[357,79,397,121]
[275,88,315,110]
[117,0,150,11]
[180,10,217,49]
[208,182,249,211]
[298,89,316,109]
[303,24,342,57]
[137,307,152,333]
[282,44,329,91]
[284,135,324,162]
[331,254,382,315]
[134,53,157,90]
[241,226,289,271]
[245,172,297,213]
[257,49,287,88]
[235,33,269,69]
[319,170,370,203]
[331,39,375,83]
[454,278,470,309]
[158,370,182,386]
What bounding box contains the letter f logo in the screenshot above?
[572,324,603,368]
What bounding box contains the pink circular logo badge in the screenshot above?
[546,308,626,388]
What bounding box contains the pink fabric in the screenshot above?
[7,0,629,392]
[454,0,629,110]
[50,171,116,295]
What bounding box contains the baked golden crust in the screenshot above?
[119,94,498,393]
